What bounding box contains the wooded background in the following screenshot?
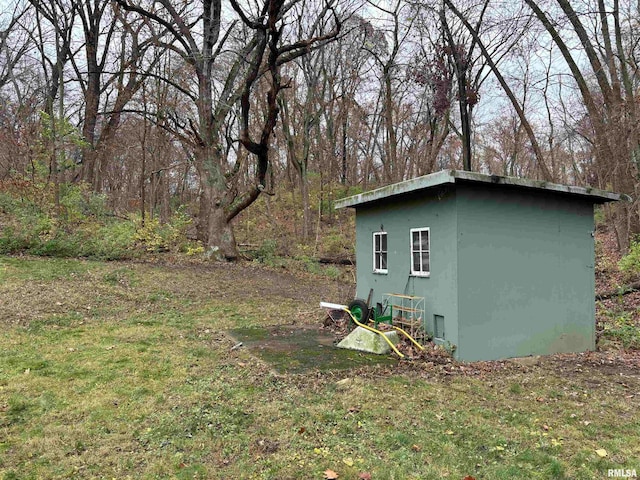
[1,0,639,259]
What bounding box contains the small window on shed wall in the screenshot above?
[410,228,430,276]
[373,231,388,274]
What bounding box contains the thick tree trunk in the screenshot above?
[81,48,101,188]
[196,144,239,260]
[197,183,239,260]
[206,199,238,260]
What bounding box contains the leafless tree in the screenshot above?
[0,1,32,94]
[114,0,341,259]
[438,0,552,180]
[65,0,163,190]
[524,0,640,250]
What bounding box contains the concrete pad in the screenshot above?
[337,326,400,355]
[228,325,396,373]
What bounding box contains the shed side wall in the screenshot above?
[456,185,596,361]
[355,190,458,346]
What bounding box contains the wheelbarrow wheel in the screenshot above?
[348,299,370,325]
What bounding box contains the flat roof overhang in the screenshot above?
[334,170,628,209]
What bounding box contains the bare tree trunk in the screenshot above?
[140,84,147,226]
[279,94,312,240]
[441,6,471,171]
[204,186,238,260]
[382,65,398,182]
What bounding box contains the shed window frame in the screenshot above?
[372,231,388,274]
[410,227,430,277]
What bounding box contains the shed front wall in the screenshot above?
[455,185,596,361]
[354,190,458,348]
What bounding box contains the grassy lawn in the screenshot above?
[1,257,639,479]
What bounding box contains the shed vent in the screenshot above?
[434,315,445,339]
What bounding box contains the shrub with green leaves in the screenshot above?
[600,310,640,350]
[323,265,342,280]
[79,221,137,260]
[321,231,354,258]
[133,207,193,253]
[0,181,137,259]
[57,183,110,223]
[0,197,54,254]
[0,192,17,214]
[253,239,279,265]
[0,226,36,253]
[619,240,640,275]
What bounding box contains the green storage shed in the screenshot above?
[335,170,623,361]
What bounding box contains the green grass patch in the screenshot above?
[0,256,96,281]
[599,306,640,349]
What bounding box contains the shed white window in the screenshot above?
[373,231,388,274]
[410,228,430,276]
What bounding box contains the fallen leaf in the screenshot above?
[542,424,550,431]
[411,444,421,452]
[463,476,476,480]
[297,427,306,434]
[342,457,354,467]
[595,448,608,458]
[445,430,454,435]
[358,473,372,480]
[324,469,339,479]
